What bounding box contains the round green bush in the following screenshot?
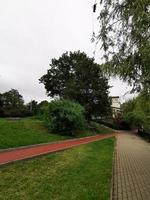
[45,100,86,135]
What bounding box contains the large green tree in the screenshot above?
[0,89,25,117]
[121,92,150,132]
[96,0,150,93]
[0,93,3,107]
[2,89,24,109]
[37,100,49,117]
[40,51,111,120]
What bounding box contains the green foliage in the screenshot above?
[121,92,150,132]
[2,89,24,109]
[2,108,32,118]
[95,118,130,130]
[45,100,86,135]
[87,121,114,134]
[40,51,111,120]
[26,100,38,115]
[0,89,40,117]
[37,100,49,118]
[97,0,150,92]
[0,93,3,107]
[0,89,29,117]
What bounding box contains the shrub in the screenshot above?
[37,101,49,119]
[0,108,4,117]
[2,108,32,117]
[94,118,130,130]
[45,100,86,135]
[122,92,150,135]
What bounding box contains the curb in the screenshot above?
[110,134,118,200]
[0,134,116,166]
[0,133,116,153]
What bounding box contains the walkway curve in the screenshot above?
[0,133,116,166]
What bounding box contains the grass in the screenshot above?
[0,138,115,200]
[75,121,114,137]
[0,118,114,149]
[0,118,71,149]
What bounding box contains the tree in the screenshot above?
[96,0,150,93]
[27,100,38,115]
[0,93,4,117]
[38,100,49,108]
[0,89,27,117]
[2,89,24,109]
[121,92,150,130]
[40,51,111,120]
[45,100,86,135]
[37,100,49,117]
[0,93,3,107]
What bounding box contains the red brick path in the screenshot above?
[0,133,116,165]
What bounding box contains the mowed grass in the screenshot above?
[0,138,115,200]
[0,118,114,149]
[0,118,71,149]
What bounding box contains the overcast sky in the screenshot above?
[0,0,133,103]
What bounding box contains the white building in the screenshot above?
[111,96,121,118]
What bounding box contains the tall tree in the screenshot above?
[121,91,150,131]
[37,100,49,116]
[2,89,24,109]
[40,51,111,120]
[0,93,3,107]
[28,100,38,115]
[96,0,150,93]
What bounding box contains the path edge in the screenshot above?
[0,134,116,166]
[0,133,115,153]
[110,133,118,200]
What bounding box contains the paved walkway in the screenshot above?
[0,133,115,165]
[112,132,150,200]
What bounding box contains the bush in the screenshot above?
[94,119,118,129]
[45,100,86,135]
[0,108,4,117]
[112,117,130,130]
[121,92,150,139]
[94,118,130,130]
[37,101,49,119]
[0,107,33,118]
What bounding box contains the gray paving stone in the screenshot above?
[112,132,150,200]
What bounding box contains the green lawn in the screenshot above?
[0,118,71,149]
[0,138,115,200]
[0,118,114,149]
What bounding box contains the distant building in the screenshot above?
[111,96,121,118]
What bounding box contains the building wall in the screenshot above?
[111,97,120,109]
[111,97,121,118]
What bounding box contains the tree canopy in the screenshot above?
[96,0,150,93]
[0,93,3,107]
[40,51,111,120]
[0,89,39,117]
[2,89,24,109]
[121,92,150,132]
